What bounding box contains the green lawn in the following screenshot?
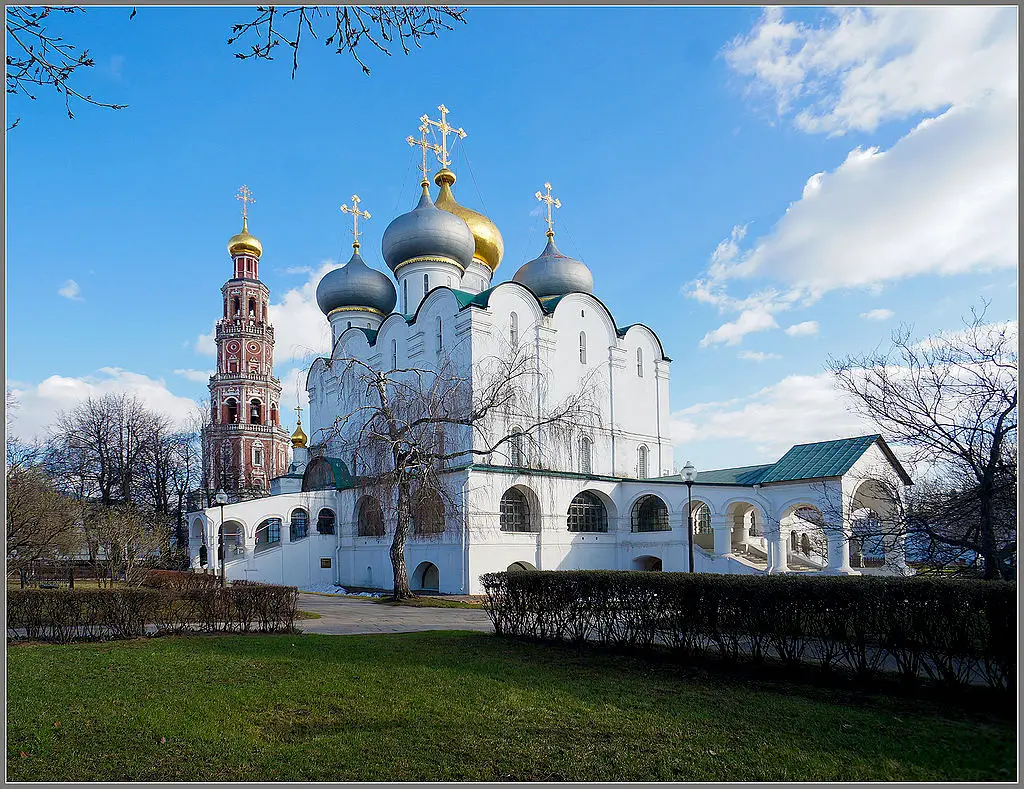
[6,632,1016,782]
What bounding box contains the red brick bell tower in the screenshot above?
[203,185,290,497]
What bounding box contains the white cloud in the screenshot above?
[785,321,819,337]
[707,98,1018,295]
[173,368,214,383]
[694,7,1018,336]
[737,350,781,362]
[860,308,894,322]
[58,280,83,301]
[725,7,1017,135]
[283,266,313,275]
[194,323,216,356]
[7,368,200,441]
[671,372,876,462]
[700,308,778,347]
[270,261,336,363]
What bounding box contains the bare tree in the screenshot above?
[5,6,132,130]
[7,6,466,129]
[6,439,81,571]
[321,340,599,600]
[228,6,468,77]
[827,304,1017,580]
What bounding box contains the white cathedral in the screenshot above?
[188,107,913,594]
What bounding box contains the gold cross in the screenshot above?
[340,195,371,250]
[294,404,302,426]
[419,103,466,169]
[535,182,561,238]
[406,123,442,185]
[235,184,256,222]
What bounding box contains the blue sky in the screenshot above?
[6,6,1017,472]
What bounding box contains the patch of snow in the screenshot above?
[298,583,388,598]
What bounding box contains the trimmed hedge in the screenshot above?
[8,583,299,643]
[140,569,221,591]
[480,571,1016,691]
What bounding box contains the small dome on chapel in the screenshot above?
[316,248,398,317]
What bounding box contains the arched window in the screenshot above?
[509,428,525,467]
[637,347,644,377]
[270,404,278,426]
[423,273,429,296]
[223,298,228,318]
[500,488,532,532]
[356,497,384,537]
[392,339,398,370]
[347,320,352,329]
[509,312,519,347]
[255,518,281,549]
[225,398,238,424]
[631,495,669,532]
[579,331,587,364]
[290,509,309,540]
[253,445,262,466]
[567,491,608,533]
[249,399,262,425]
[232,296,240,315]
[637,445,649,478]
[693,502,712,534]
[262,301,267,321]
[317,508,336,535]
[403,280,409,313]
[580,435,592,474]
[412,489,445,535]
[248,297,256,316]
[437,316,443,351]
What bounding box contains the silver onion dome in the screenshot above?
[316,248,397,316]
[381,185,475,273]
[512,236,594,298]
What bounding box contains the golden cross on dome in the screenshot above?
[235,184,256,222]
[340,195,370,250]
[419,103,466,169]
[294,404,303,426]
[406,123,442,185]
[535,182,561,238]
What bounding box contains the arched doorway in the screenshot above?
[633,555,663,571]
[217,521,244,560]
[507,561,536,572]
[412,561,439,592]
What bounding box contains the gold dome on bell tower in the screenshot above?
[227,184,263,258]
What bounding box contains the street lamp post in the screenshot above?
[682,461,696,573]
[215,488,228,588]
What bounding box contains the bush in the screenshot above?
[140,569,220,591]
[480,571,1016,691]
[8,581,299,643]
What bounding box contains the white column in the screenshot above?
[711,514,732,556]
[767,525,789,574]
[823,522,857,575]
[883,533,914,576]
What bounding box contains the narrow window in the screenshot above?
[509,312,519,347]
[392,339,398,369]
[423,273,429,295]
[437,316,443,351]
[637,348,644,377]
[249,399,262,425]
[248,297,256,316]
[579,331,587,364]
[580,436,592,474]
[232,297,240,315]
[638,445,649,478]
[510,428,524,467]
[403,280,409,313]
[347,320,352,329]
[253,445,262,466]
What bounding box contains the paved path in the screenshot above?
[296,594,493,635]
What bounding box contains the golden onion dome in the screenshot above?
[227,217,263,258]
[290,421,308,448]
[433,168,504,273]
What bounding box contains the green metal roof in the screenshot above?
[693,464,775,485]
[451,287,496,310]
[757,435,881,483]
[661,435,911,487]
[356,327,378,343]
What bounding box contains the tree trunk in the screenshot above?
[390,477,413,600]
